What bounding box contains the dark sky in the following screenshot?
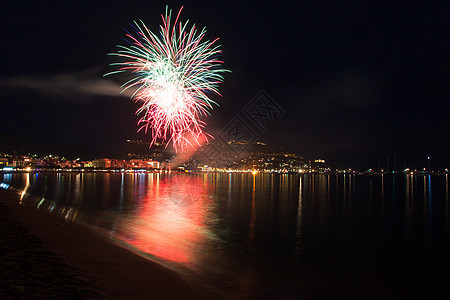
[1,0,448,169]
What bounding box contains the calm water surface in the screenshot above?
[1,172,449,298]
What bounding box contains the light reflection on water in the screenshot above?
[1,172,449,298]
[117,175,212,264]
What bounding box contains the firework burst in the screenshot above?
[106,6,227,152]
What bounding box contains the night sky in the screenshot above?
[1,0,448,169]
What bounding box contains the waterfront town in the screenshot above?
[0,151,323,173]
[1,140,447,175]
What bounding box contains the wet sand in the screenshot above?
[0,189,215,299]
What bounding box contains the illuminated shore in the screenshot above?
[0,189,216,299]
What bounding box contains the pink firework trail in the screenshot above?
[106,6,228,152]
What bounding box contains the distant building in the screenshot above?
[0,158,8,166]
[83,161,94,168]
[129,159,159,169]
[146,160,160,169]
[310,159,330,173]
[240,152,303,172]
[92,159,108,169]
[12,158,25,167]
[32,159,46,167]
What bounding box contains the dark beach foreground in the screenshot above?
[0,189,215,299]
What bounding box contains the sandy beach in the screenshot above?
[0,189,216,299]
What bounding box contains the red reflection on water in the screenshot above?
[119,174,209,263]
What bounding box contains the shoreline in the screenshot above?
[0,189,218,299]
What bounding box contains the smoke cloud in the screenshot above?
[0,68,134,102]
